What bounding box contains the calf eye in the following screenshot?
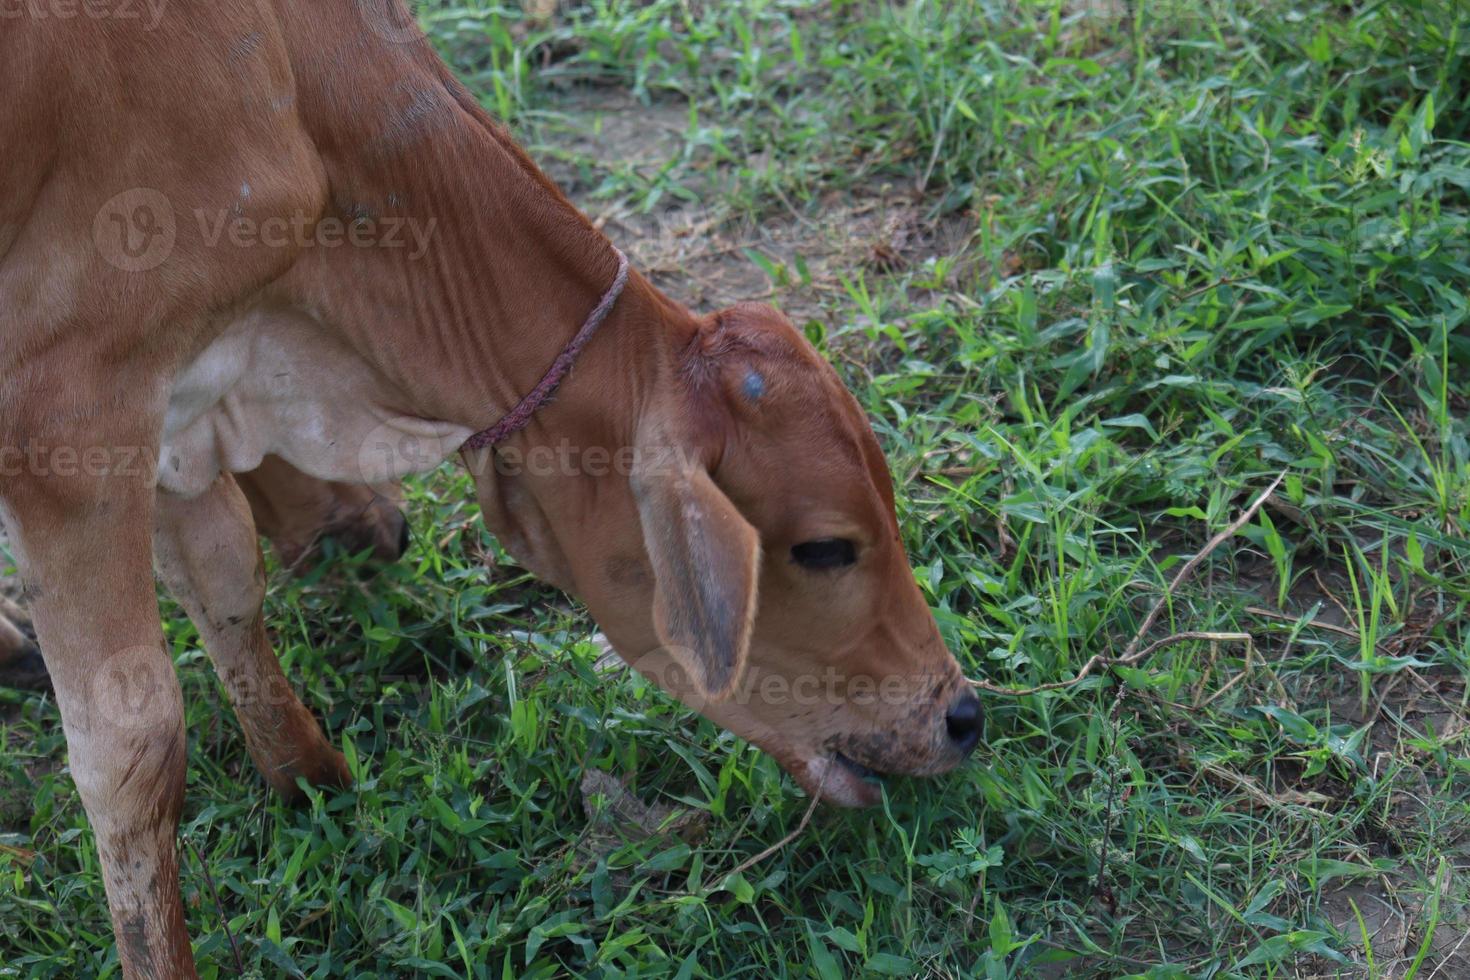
[791,538,857,570]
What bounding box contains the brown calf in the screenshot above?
[0,2,979,974]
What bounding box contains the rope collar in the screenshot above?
[461,247,629,451]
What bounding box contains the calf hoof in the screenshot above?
[275,502,409,575]
[258,740,353,802]
[333,501,410,564]
[0,641,51,692]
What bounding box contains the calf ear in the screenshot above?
[632,454,760,701]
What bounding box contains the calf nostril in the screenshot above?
[945,692,982,753]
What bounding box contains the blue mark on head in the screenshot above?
[742,371,766,401]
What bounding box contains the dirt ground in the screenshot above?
[1228,550,1470,977]
[536,92,978,322]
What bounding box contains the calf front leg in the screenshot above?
[2,476,196,978]
[154,472,349,798]
[0,460,411,694]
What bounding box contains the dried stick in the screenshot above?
[708,768,827,892]
[183,835,245,977]
[971,471,1284,697]
[1244,604,1359,640]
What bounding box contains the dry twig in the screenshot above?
[183,835,245,978]
[971,472,1284,697]
[1194,760,1333,816]
[710,769,826,890]
[1244,604,1358,640]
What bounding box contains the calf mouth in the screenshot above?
[833,751,883,783]
[800,749,890,807]
[797,727,969,807]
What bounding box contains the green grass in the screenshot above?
[5,0,1470,976]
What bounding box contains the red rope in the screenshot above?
[461,247,629,451]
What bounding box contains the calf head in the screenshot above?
[474,303,979,806]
